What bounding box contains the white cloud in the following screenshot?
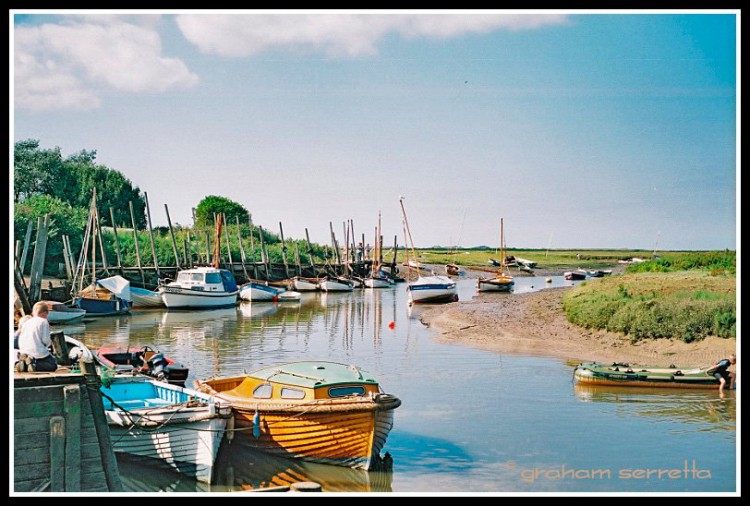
[175,13,569,58]
[14,18,198,112]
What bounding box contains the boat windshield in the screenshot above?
[205,272,222,284]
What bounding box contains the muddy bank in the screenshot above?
[418,285,736,368]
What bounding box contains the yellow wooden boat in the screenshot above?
[194,361,401,470]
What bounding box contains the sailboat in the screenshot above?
[364,212,391,288]
[71,189,133,316]
[477,218,515,293]
[399,197,457,305]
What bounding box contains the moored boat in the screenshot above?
[319,277,354,292]
[159,267,239,309]
[564,271,586,280]
[239,281,285,301]
[93,344,190,386]
[40,300,87,324]
[73,275,133,317]
[101,375,231,484]
[477,218,515,293]
[130,286,165,308]
[573,362,721,389]
[407,275,458,304]
[291,276,320,292]
[194,361,401,470]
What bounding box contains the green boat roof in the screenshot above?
[249,361,379,389]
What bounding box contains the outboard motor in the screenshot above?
[147,352,169,381]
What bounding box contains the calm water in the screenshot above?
[57,276,737,493]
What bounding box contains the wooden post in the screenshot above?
[204,231,211,266]
[19,220,33,275]
[29,214,50,303]
[182,238,190,269]
[108,207,124,273]
[212,214,222,269]
[81,358,123,492]
[258,226,270,280]
[63,384,82,491]
[222,213,234,271]
[61,235,73,281]
[129,202,146,287]
[94,202,110,275]
[329,222,340,266]
[235,216,250,280]
[143,192,160,277]
[14,263,32,315]
[279,222,290,279]
[391,235,398,274]
[305,228,318,278]
[49,416,66,491]
[164,204,181,270]
[295,243,302,276]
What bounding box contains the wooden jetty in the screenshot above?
[13,359,123,492]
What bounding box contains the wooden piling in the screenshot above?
[129,201,146,287]
[279,221,290,279]
[108,207,124,273]
[165,204,181,270]
[222,213,234,268]
[29,214,50,303]
[19,220,33,275]
[63,385,82,491]
[235,216,250,280]
[61,235,73,281]
[144,192,160,277]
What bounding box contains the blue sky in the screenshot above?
[11,10,738,250]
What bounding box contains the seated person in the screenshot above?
[16,302,57,373]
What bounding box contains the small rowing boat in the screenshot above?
[573,362,721,389]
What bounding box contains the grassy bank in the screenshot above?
[562,270,736,343]
[384,248,652,269]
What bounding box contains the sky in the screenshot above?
[11,10,738,251]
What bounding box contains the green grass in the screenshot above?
[562,271,736,343]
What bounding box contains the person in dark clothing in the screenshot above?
[706,354,736,393]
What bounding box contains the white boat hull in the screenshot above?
[477,278,514,292]
[239,283,282,301]
[319,279,354,292]
[292,278,319,291]
[130,287,165,308]
[407,276,457,304]
[364,277,391,289]
[107,405,227,484]
[159,287,238,309]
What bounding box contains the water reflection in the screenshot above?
[573,384,736,435]
[213,442,393,492]
[54,278,735,493]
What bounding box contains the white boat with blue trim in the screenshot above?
[158,267,239,309]
[101,375,231,484]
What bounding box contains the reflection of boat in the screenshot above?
[195,361,401,470]
[117,454,213,492]
[40,300,86,323]
[477,218,515,293]
[94,344,189,386]
[159,267,239,309]
[573,362,720,389]
[238,302,279,319]
[214,443,393,492]
[101,375,231,484]
[130,286,165,308]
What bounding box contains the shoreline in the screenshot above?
[417,270,736,368]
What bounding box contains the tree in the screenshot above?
[194,196,251,228]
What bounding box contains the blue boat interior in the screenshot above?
[101,381,198,411]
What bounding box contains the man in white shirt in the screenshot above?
[16,301,57,372]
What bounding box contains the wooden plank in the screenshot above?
[13,384,67,403]
[64,385,82,491]
[49,416,65,491]
[15,400,65,419]
[13,477,51,493]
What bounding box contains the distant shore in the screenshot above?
[416,266,736,369]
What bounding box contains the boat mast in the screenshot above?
[399,197,418,278]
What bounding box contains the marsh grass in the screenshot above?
[562,271,736,343]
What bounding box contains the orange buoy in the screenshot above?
[388,321,395,330]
